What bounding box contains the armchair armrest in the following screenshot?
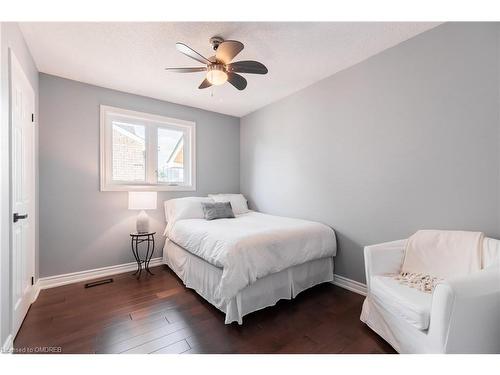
[430,266,500,353]
[364,239,406,290]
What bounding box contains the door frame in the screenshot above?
[9,49,36,338]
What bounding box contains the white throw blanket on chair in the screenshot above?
[395,230,484,293]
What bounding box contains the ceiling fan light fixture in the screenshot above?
[206,65,228,85]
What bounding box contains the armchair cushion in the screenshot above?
[371,275,432,330]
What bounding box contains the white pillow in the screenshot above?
[164,197,214,224]
[208,193,249,215]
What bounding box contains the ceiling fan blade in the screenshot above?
[227,72,247,90]
[216,40,244,64]
[198,78,212,89]
[227,60,268,74]
[165,67,207,73]
[176,42,212,65]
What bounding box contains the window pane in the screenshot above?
[157,127,184,184]
[112,122,146,182]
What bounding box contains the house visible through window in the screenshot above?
[112,122,146,182]
[100,105,196,191]
[158,127,184,184]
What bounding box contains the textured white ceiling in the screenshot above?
[19,22,439,117]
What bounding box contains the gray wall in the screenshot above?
[0,22,39,347]
[39,74,240,277]
[241,22,500,283]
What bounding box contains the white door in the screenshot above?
[11,51,36,337]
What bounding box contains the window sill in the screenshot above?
[100,183,196,192]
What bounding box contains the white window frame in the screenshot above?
[100,105,196,192]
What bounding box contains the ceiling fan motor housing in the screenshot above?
[209,36,224,50]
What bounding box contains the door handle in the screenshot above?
[13,213,28,223]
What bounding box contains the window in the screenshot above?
[100,105,196,191]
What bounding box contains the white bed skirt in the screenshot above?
[162,239,334,324]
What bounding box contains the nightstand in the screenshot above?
[130,232,156,278]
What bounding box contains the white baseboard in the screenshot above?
[34,259,365,303]
[32,280,41,303]
[2,334,13,354]
[37,257,163,292]
[332,274,367,296]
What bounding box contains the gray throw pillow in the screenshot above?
[201,202,235,220]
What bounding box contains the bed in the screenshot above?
[162,195,337,324]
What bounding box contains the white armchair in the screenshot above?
[360,238,500,353]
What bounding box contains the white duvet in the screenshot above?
[167,211,337,301]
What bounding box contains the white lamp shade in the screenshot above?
[128,192,157,210]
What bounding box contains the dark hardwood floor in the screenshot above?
[14,265,396,354]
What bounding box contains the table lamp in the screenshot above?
[128,191,157,233]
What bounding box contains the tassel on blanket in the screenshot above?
[393,272,443,293]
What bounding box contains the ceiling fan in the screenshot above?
[165,37,268,91]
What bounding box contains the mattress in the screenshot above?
[163,239,334,324]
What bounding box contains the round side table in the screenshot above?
[130,232,156,278]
